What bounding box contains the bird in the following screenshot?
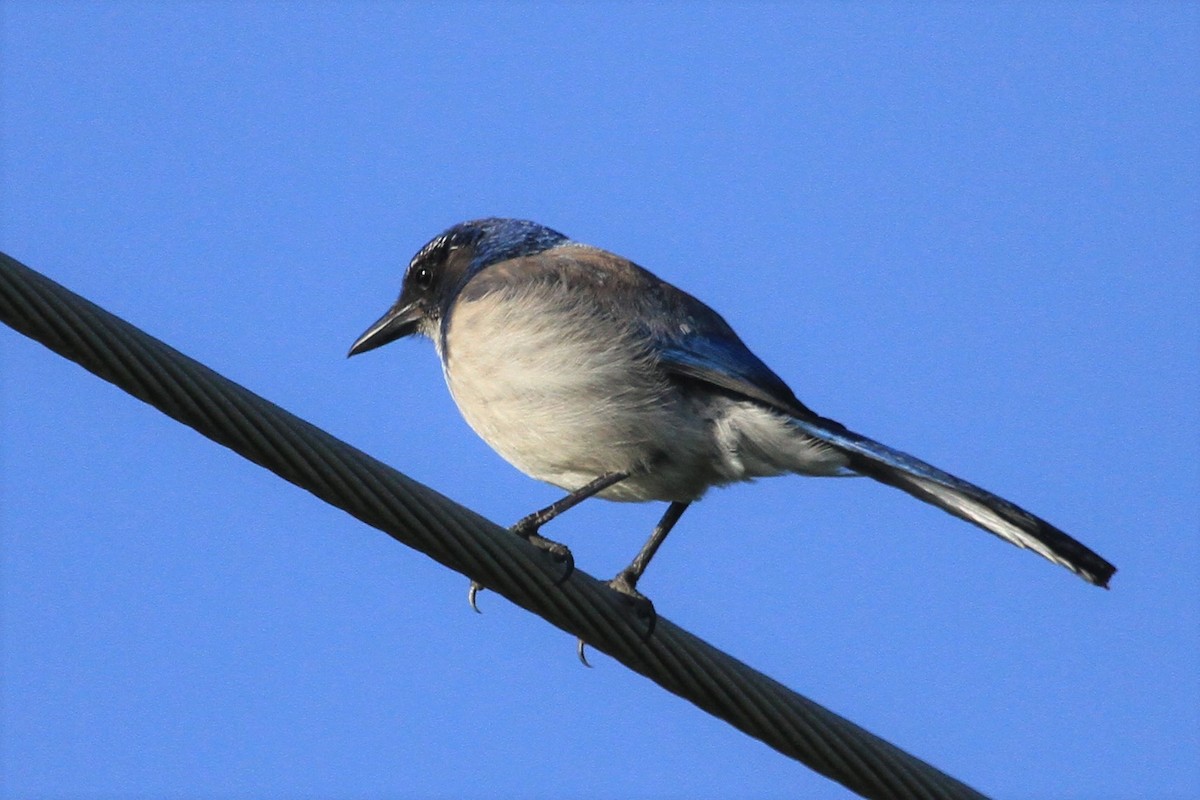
[348,217,1116,631]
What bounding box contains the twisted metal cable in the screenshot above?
[1,251,989,800]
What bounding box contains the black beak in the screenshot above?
[347,301,424,357]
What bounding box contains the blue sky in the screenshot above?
[2,3,1197,798]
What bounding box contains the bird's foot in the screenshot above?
[468,525,575,613]
[575,569,657,667]
[515,525,575,586]
[608,568,657,639]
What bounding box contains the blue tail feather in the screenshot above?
[789,417,1116,588]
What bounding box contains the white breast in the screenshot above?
[441,282,726,501]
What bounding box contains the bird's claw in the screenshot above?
[576,637,592,667]
[466,527,575,613]
[468,580,485,613]
[575,572,658,666]
[521,530,575,585]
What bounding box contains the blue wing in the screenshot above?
[659,336,823,420]
[644,284,824,421]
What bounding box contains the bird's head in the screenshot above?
[347,218,569,356]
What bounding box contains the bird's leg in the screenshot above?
[611,500,690,604]
[510,471,631,537]
[512,471,631,572]
[468,471,629,612]
[576,501,690,659]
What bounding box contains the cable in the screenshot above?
[1,251,989,800]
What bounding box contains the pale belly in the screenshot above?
[440,289,728,501]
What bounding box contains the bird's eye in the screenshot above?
[411,265,434,289]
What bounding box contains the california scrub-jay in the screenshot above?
[349,218,1116,621]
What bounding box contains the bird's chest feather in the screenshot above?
[438,288,696,488]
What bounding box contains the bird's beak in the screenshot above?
[347,301,424,357]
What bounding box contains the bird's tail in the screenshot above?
[789,417,1116,587]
